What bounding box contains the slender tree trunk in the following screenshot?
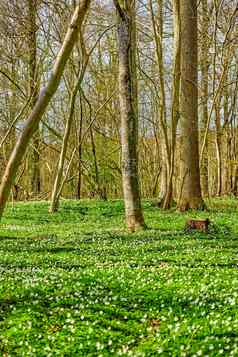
[155,0,169,203]
[28,0,41,196]
[230,74,238,195]
[215,103,222,196]
[227,129,233,195]
[200,0,209,197]
[150,0,169,205]
[159,148,168,202]
[76,94,83,199]
[49,82,78,213]
[232,166,238,196]
[222,81,229,195]
[115,0,145,231]
[177,0,204,211]
[0,0,91,219]
[89,126,101,197]
[162,0,181,209]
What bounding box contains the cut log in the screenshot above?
[185,218,210,233]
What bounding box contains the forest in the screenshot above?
[0,0,238,355]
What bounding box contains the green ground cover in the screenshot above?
[0,198,238,356]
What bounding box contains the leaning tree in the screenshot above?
[0,0,91,219]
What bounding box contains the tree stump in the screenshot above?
[185,218,210,233]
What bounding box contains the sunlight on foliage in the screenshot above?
[0,199,238,356]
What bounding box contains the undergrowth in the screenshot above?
[0,198,238,356]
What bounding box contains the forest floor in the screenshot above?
[0,198,238,356]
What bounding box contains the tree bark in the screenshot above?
[114,0,145,231]
[152,0,169,203]
[177,0,204,211]
[215,103,222,196]
[162,0,181,209]
[200,0,209,197]
[28,0,41,196]
[0,0,91,219]
[76,94,83,199]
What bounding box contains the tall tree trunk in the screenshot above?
[150,0,169,205]
[155,0,168,203]
[114,0,145,231]
[230,73,238,195]
[162,0,181,209]
[76,94,83,200]
[177,0,204,211]
[200,0,209,197]
[222,79,229,195]
[0,0,91,219]
[215,103,222,196]
[28,0,41,196]
[149,0,170,206]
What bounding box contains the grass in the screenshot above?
[0,198,238,356]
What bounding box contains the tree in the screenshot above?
[114,0,145,231]
[177,0,204,211]
[27,0,41,195]
[1,0,237,205]
[149,0,169,205]
[162,0,181,209]
[0,0,91,220]
[200,0,209,197]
